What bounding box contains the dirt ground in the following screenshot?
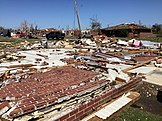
[112,81,162,121]
[134,81,162,116]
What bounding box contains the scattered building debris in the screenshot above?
[82,92,140,121]
[0,35,162,121]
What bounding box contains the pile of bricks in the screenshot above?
[56,77,142,121]
[0,66,109,119]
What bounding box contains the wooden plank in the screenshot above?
[122,57,159,72]
[82,92,140,121]
[106,49,159,55]
[8,64,35,68]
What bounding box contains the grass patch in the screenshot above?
[0,36,41,44]
[112,107,162,121]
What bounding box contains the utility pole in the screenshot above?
[74,0,81,37]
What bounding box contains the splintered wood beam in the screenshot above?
[8,64,35,68]
[122,57,160,72]
[106,49,159,55]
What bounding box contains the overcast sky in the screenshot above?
[0,0,162,29]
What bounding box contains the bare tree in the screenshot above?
[21,20,28,33]
[152,23,162,34]
[0,26,4,31]
[90,16,101,30]
[138,20,142,25]
[29,24,34,33]
[34,24,40,35]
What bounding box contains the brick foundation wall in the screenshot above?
[139,32,156,38]
[128,32,156,38]
[55,77,142,121]
[90,30,99,36]
[128,32,139,38]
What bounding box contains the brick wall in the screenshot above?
[56,77,142,121]
[128,32,139,38]
[90,30,100,36]
[128,32,156,38]
[139,32,156,38]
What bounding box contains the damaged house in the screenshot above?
[102,23,155,38]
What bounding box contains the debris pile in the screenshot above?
[0,36,161,120]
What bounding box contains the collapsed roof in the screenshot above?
[103,23,151,30]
